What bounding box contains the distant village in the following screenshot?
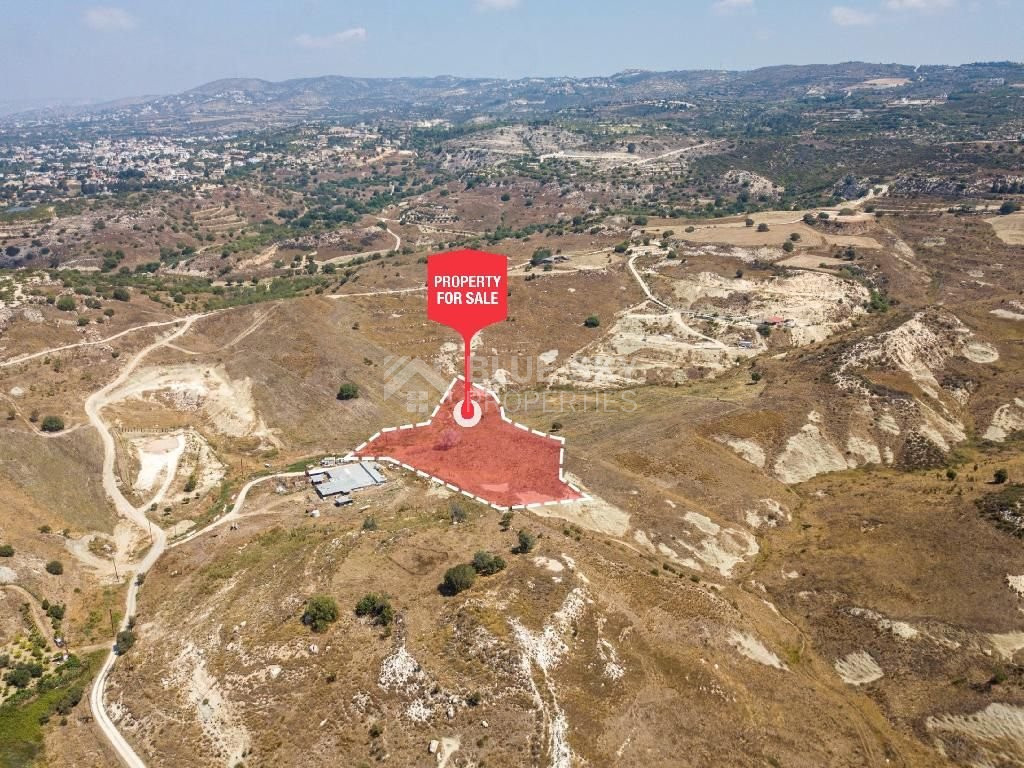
[0,124,408,207]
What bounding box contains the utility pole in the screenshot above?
[112,559,120,582]
[108,608,116,636]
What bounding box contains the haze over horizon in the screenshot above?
[2,0,1022,105]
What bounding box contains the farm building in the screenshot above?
[310,461,387,499]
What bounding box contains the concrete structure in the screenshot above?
[313,461,387,499]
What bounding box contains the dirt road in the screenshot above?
[0,317,189,369]
[170,470,305,549]
[86,315,208,768]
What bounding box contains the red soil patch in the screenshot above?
[352,378,582,508]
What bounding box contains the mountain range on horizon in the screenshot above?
[3,60,1022,133]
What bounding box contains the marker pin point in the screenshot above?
[427,249,508,426]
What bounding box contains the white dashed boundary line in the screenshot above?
[343,376,588,512]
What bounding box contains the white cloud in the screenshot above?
[83,6,137,31]
[712,0,755,13]
[830,5,877,25]
[294,27,368,49]
[884,0,955,9]
[476,0,521,10]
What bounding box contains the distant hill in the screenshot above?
[5,61,1023,134]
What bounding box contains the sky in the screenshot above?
[2,0,1022,104]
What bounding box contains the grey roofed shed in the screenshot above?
[314,461,387,498]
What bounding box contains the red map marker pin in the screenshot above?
[427,249,508,425]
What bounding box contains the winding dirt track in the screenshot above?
[0,317,188,369]
[85,315,207,768]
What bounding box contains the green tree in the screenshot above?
[302,595,339,632]
[114,629,136,654]
[112,287,131,301]
[354,593,394,626]
[55,685,84,715]
[45,560,64,575]
[337,382,359,400]
[55,296,76,311]
[443,564,477,595]
[41,415,65,432]
[4,666,32,689]
[584,315,600,328]
[994,468,1009,484]
[756,223,769,232]
[472,551,507,576]
[517,529,537,554]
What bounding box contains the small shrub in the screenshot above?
[337,382,359,400]
[45,560,64,575]
[4,666,32,689]
[584,315,600,328]
[449,502,467,523]
[994,468,1009,484]
[354,593,394,626]
[41,415,65,433]
[114,629,136,654]
[443,564,477,595]
[0,544,14,557]
[472,551,507,576]
[302,595,339,632]
[517,529,537,554]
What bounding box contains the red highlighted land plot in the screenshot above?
[349,378,585,509]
